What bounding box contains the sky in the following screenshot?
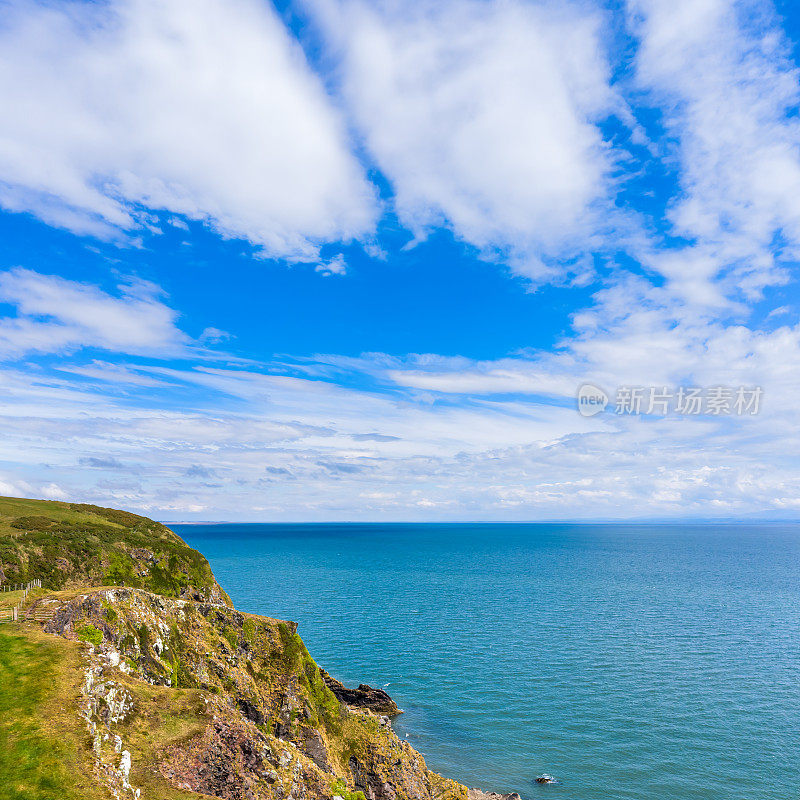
[1,0,800,521]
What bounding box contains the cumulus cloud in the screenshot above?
[2,0,800,519]
[0,268,187,359]
[310,0,616,277]
[0,476,34,499]
[0,0,376,257]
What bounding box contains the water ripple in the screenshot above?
[176,522,800,800]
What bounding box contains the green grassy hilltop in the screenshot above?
[0,496,470,800]
[0,496,229,604]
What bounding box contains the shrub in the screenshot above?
[330,779,366,800]
[75,623,103,648]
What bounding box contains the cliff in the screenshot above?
[0,496,477,800]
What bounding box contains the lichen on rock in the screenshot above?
[79,648,140,799]
[40,585,469,800]
[0,496,496,800]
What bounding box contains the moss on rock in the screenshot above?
[0,496,230,604]
[0,495,476,800]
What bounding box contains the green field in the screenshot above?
[0,626,103,800]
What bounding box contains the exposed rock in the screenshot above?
[302,729,334,774]
[159,700,326,800]
[78,650,140,800]
[468,790,523,800]
[321,670,401,715]
[0,497,494,800]
[40,585,467,800]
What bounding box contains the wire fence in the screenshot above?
[0,579,43,623]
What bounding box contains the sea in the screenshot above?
[173,522,800,800]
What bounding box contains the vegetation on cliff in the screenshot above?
[0,496,471,800]
[0,496,229,604]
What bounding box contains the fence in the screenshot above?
[1,580,42,592]
[0,579,43,623]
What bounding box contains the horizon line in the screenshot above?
[162,518,800,526]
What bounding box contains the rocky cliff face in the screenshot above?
[27,585,468,800]
[0,496,481,800]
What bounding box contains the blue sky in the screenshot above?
[1,0,800,520]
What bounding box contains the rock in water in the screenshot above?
[320,669,401,715]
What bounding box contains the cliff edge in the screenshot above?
[0,496,487,800]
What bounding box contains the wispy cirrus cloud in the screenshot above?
[1,344,799,519]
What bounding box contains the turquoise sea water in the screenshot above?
[173,523,800,800]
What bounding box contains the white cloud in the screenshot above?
[2,298,800,521]
[0,268,187,359]
[0,0,376,258]
[39,482,69,500]
[386,362,577,397]
[381,275,800,417]
[1,0,800,519]
[56,360,173,388]
[630,0,800,300]
[198,328,232,345]
[315,254,348,276]
[311,0,616,277]
[0,476,34,499]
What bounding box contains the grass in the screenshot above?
[108,672,209,798]
[0,495,227,603]
[0,626,105,800]
[0,590,24,610]
[331,779,367,800]
[0,497,128,537]
[0,587,48,623]
[74,623,103,648]
[0,622,213,800]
